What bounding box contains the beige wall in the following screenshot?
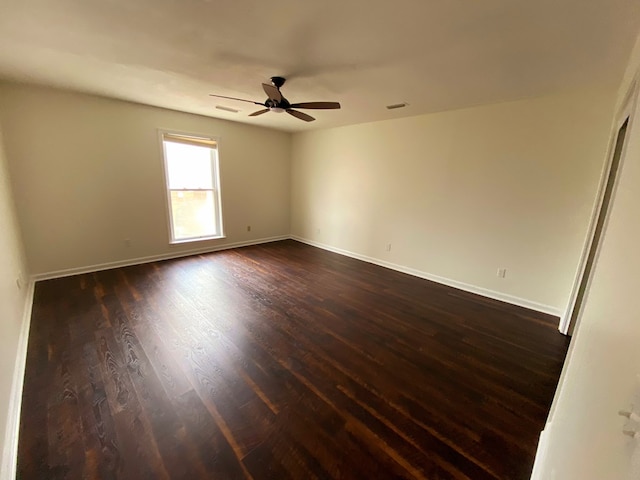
[0,83,291,275]
[291,88,615,312]
[0,123,29,476]
[532,33,640,480]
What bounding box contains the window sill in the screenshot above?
[170,235,226,245]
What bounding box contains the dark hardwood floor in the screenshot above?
[17,239,569,479]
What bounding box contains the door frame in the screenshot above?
[559,78,639,335]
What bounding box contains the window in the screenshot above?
[161,132,223,243]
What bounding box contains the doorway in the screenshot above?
[562,115,630,335]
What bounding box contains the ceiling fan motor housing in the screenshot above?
[266,77,288,108]
[266,97,290,109]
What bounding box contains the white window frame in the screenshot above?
[159,129,225,244]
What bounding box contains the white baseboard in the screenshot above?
[32,234,560,318]
[32,235,290,281]
[1,279,35,480]
[530,423,556,480]
[291,236,561,317]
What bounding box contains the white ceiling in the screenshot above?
[0,0,639,132]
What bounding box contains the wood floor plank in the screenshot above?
[75,341,121,479]
[173,389,251,480]
[18,240,569,479]
[94,327,170,479]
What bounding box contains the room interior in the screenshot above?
[1,0,640,478]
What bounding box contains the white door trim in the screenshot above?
[559,78,639,335]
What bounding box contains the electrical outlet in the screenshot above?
[16,277,22,290]
[124,238,131,247]
[386,243,392,252]
[247,225,251,232]
[316,228,321,236]
[497,268,507,278]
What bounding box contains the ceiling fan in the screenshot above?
[209,76,340,122]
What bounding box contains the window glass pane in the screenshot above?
[164,141,214,189]
[170,190,216,239]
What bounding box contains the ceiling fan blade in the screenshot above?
[286,109,315,122]
[288,102,341,110]
[209,94,263,105]
[249,108,270,117]
[262,83,282,103]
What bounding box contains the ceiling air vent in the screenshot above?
[216,105,240,113]
[386,103,408,110]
